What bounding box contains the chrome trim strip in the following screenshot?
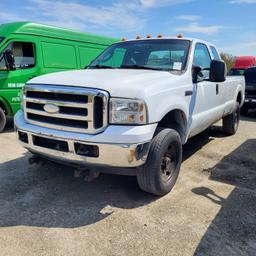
[26,108,91,121]
[26,84,100,95]
[24,118,89,133]
[25,97,89,108]
[24,84,109,134]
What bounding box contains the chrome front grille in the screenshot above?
[24,84,109,134]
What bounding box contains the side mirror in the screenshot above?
[210,60,226,83]
[4,49,16,71]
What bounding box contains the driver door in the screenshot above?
[189,43,221,136]
[0,39,39,114]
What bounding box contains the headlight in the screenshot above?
[109,98,147,125]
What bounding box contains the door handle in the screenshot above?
[185,90,193,96]
[216,84,219,95]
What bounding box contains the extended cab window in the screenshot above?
[0,42,35,70]
[193,43,212,79]
[210,46,221,60]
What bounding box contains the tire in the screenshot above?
[137,128,182,196]
[0,107,6,133]
[223,102,240,135]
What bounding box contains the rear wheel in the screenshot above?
[137,128,182,196]
[0,107,6,133]
[223,102,240,135]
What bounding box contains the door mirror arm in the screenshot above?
[192,65,203,83]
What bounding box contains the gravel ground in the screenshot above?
[0,113,255,256]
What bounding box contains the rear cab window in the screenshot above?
[147,49,186,70]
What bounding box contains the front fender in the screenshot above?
[147,95,189,124]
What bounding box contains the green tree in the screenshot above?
[220,53,235,73]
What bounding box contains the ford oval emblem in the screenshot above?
[43,104,60,114]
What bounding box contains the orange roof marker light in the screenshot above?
[146,35,152,38]
[177,34,183,38]
[121,37,127,42]
[136,35,141,39]
[157,34,163,38]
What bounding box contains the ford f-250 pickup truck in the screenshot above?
[15,37,245,196]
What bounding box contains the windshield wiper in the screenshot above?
[88,64,114,69]
[120,64,164,71]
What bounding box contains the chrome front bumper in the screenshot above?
[15,111,156,168]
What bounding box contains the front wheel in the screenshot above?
[0,107,6,133]
[137,128,182,196]
[223,102,240,135]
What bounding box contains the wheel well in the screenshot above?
[157,109,187,143]
[0,100,8,115]
[237,91,242,106]
[0,98,13,117]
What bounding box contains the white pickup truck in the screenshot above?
[15,37,245,196]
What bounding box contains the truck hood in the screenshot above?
[28,69,181,98]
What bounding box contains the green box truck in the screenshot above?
[0,22,118,132]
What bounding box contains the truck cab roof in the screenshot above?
[122,36,217,48]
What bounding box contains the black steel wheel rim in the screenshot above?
[161,144,178,183]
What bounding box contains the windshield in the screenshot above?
[88,39,191,72]
[229,68,246,76]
